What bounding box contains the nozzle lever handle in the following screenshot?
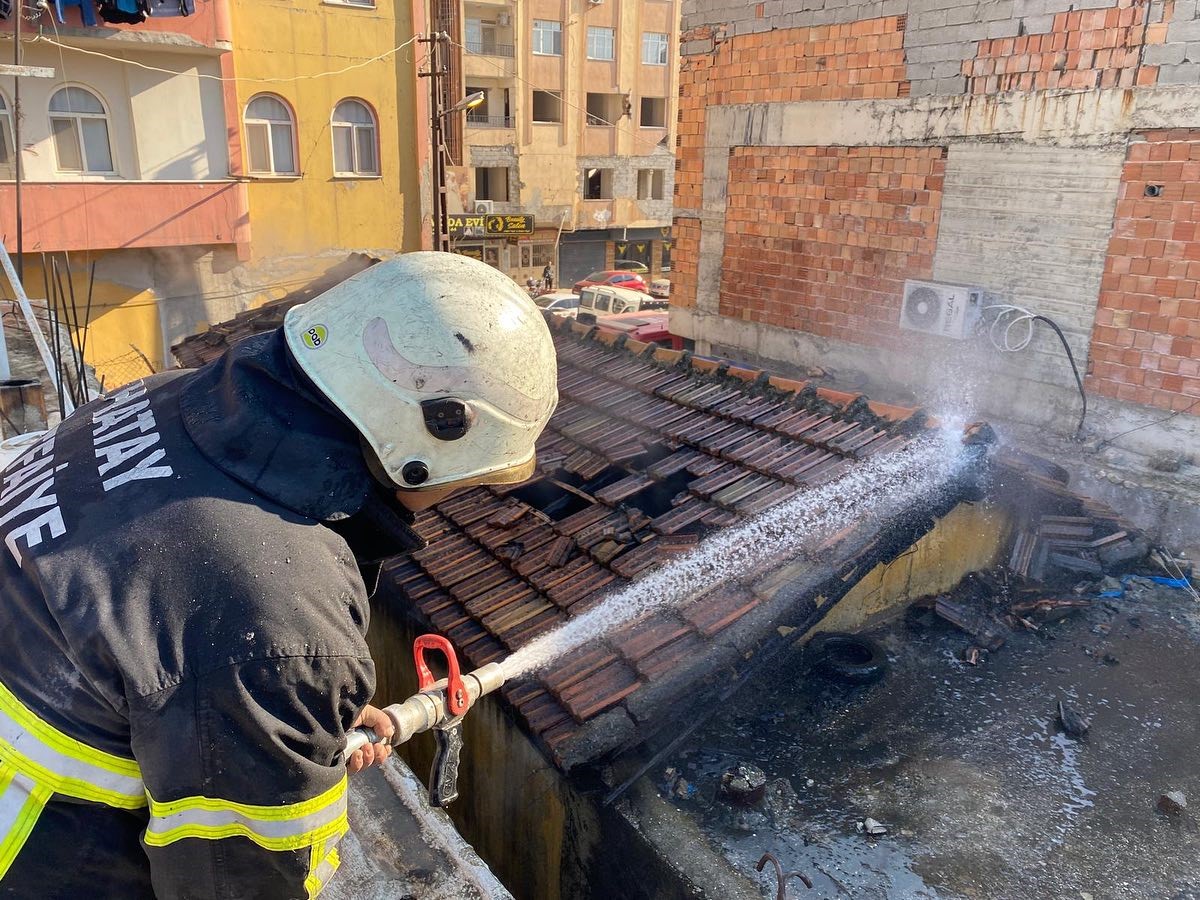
[429,723,464,807]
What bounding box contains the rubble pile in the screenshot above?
[917,449,1194,659]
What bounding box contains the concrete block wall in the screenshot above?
[1091,129,1200,412]
[467,145,520,209]
[682,0,1174,97]
[576,154,676,224]
[961,2,1162,94]
[1146,0,1200,83]
[932,144,1124,384]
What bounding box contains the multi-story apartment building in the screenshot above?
[1,0,427,388]
[227,0,428,278]
[441,0,680,288]
[1,0,247,383]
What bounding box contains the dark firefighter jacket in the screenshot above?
[0,330,422,899]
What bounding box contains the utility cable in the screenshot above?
[981,304,1087,439]
[26,32,422,84]
[1096,396,1200,451]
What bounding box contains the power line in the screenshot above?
[21,32,422,84]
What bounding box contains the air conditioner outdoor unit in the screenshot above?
[899,279,983,340]
[473,200,495,214]
[496,11,510,25]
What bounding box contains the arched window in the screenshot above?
[49,86,113,173]
[331,99,378,176]
[244,94,297,175]
[0,93,14,179]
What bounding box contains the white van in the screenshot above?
[576,285,668,323]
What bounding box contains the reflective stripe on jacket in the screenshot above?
[0,332,387,898]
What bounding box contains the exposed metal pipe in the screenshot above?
[0,244,73,415]
[13,0,23,284]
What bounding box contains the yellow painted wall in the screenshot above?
[20,260,159,391]
[228,0,424,263]
[816,502,1013,635]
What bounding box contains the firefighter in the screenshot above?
[0,252,558,898]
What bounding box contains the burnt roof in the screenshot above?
[171,253,379,368]
[380,317,961,771]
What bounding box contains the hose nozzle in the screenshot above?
[344,636,504,756]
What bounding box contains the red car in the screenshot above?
[573,270,649,293]
[593,311,684,350]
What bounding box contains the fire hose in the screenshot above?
[345,634,504,806]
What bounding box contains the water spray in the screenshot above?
[354,424,993,808]
[345,635,504,806]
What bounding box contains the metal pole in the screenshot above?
[418,33,446,253]
[13,0,23,284]
[431,37,450,253]
[0,243,73,415]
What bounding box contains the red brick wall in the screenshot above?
[1089,129,1200,412]
[962,0,1165,94]
[673,16,911,309]
[718,145,945,347]
[670,217,701,311]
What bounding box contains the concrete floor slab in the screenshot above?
[658,584,1200,900]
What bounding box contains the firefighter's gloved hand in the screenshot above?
[346,704,395,774]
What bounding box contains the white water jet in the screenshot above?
[500,433,969,680]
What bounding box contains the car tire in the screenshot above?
[808,633,888,685]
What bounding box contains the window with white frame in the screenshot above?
[587,26,615,60]
[331,99,378,176]
[0,93,14,179]
[49,87,113,174]
[533,20,562,55]
[642,32,669,65]
[244,94,297,175]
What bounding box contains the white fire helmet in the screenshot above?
[284,252,558,491]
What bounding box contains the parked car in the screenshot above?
[593,311,683,350]
[575,285,668,324]
[649,278,670,299]
[573,270,649,293]
[612,259,650,274]
[535,290,581,318]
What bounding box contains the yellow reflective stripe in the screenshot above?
[0,679,146,809]
[304,831,345,899]
[149,776,345,821]
[145,776,348,853]
[0,678,139,779]
[0,766,52,879]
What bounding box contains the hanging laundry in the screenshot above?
[146,0,193,15]
[97,0,147,23]
[55,0,99,26]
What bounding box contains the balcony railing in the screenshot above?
[466,40,515,57]
[466,113,515,128]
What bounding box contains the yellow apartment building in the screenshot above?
[228,0,429,282]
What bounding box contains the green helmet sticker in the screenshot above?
[302,325,329,349]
